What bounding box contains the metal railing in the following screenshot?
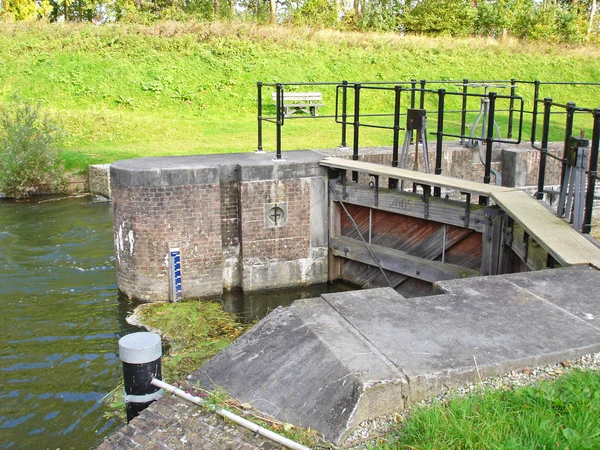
[257,79,600,231]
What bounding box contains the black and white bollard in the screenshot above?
[118,332,164,422]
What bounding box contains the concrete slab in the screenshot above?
[191,266,600,443]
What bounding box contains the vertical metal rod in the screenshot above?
[460,79,468,144]
[435,89,445,197]
[560,102,576,201]
[341,80,348,148]
[257,81,263,152]
[419,80,426,109]
[536,98,552,200]
[480,92,497,205]
[352,83,361,182]
[507,78,516,139]
[369,208,372,245]
[531,80,541,145]
[583,109,600,234]
[441,224,447,264]
[410,79,417,145]
[483,92,497,185]
[275,83,283,160]
[390,85,401,189]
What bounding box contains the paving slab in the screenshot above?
[191,266,600,443]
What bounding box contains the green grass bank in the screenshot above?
[1,21,600,172]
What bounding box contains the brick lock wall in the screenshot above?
[220,180,242,289]
[240,178,311,262]
[113,183,223,302]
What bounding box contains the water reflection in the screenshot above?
[0,197,140,449]
[221,281,357,323]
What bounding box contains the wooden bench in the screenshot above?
[272,92,325,117]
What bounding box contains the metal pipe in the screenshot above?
[583,109,600,234]
[341,80,348,148]
[507,78,516,139]
[483,92,497,185]
[435,89,445,197]
[151,379,310,450]
[531,80,541,145]
[257,81,264,152]
[390,85,401,190]
[352,83,361,182]
[460,79,468,143]
[536,98,552,200]
[275,83,283,160]
[560,102,576,201]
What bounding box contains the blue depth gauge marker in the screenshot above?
[170,248,182,302]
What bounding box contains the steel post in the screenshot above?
[435,89,446,197]
[583,109,600,234]
[257,81,264,152]
[535,98,552,200]
[390,85,401,189]
[352,84,361,182]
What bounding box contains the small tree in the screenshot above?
[0,98,67,198]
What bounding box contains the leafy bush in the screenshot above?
[403,0,477,37]
[0,98,67,198]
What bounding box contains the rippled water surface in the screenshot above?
[0,197,139,449]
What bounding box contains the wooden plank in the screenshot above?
[330,236,478,283]
[331,182,486,233]
[491,189,600,268]
[321,157,513,197]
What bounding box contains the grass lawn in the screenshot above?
[371,368,600,450]
[1,22,600,172]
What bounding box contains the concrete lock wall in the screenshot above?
[111,151,329,302]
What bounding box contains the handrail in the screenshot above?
[257,79,600,232]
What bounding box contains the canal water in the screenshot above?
[0,196,357,449]
[0,197,139,449]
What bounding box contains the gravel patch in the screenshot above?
[342,352,600,449]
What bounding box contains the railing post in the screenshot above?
[340,80,349,149]
[507,78,516,139]
[460,79,468,144]
[352,83,361,182]
[419,79,426,109]
[390,85,402,190]
[256,81,264,152]
[435,89,446,197]
[275,83,283,160]
[481,92,497,204]
[583,108,600,234]
[410,79,417,109]
[530,80,541,145]
[560,102,577,201]
[535,98,552,200]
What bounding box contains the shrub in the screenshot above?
[0,98,67,198]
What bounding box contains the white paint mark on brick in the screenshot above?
[128,230,135,256]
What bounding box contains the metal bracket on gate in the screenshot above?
[422,184,431,219]
[461,192,471,228]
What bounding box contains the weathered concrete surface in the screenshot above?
[89,164,112,199]
[97,394,284,450]
[191,265,600,443]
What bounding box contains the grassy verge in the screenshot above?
[1,22,600,172]
[132,300,247,380]
[370,368,600,450]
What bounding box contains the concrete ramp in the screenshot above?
[191,266,600,443]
